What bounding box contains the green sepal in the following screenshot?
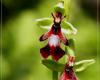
[74,59,95,72]
[42,60,65,72]
[38,21,77,36]
[61,21,77,35]
[38,26,76,36]
[35,18,77,36]
[35,18,52,27]
[53,1,65,15]
[62,0,71,19]
[68,38,75,50]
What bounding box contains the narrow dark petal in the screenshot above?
[39,34,45,41]
[40,45,50,58]
[39,30,52,41]
[58,32,69,46]
[51,46,65,61]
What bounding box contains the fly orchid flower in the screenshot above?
[59,66,78,80]
[39,12,68,61]
[59,53,77,80]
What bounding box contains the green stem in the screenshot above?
[52,70,58,80]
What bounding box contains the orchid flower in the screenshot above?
[39,12,68,61]
[59,66,78,80]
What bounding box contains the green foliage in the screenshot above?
[42,60,65,72]
[36,1,95,77]
[42,59,95,73]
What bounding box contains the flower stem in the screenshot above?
[52,70,58,80]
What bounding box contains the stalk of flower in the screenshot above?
[39,12,68,61]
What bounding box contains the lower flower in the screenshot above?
[59,67,78,80]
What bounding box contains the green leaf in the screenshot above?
[42,59,95,72]
[42,60,65,72]
[35,18,52,27]
[74,59,95,72]
[61,21,77,35]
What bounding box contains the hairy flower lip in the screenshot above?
[40,44,65,61]
[59,66,78,80]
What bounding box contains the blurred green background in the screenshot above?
[1,0,100,80]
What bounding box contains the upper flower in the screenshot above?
[39,12,68,61]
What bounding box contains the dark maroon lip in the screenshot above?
[40,44,65,61]
[59,67,78,80]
